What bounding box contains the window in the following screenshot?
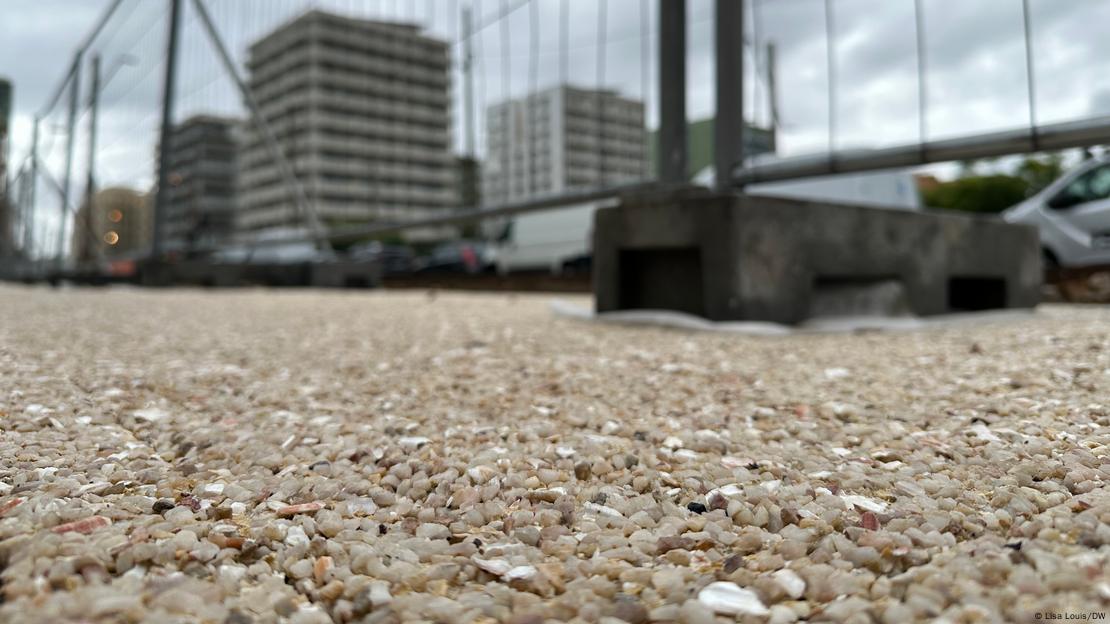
[1052,164,1110,208]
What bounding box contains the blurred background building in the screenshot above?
[483,85,646,205]
[73,188,152,260]
[236,10,455,241]
[163,115,238,253]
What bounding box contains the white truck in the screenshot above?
[1003,155,1110,269]
[744,169,923,211]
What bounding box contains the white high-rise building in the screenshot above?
[482,85,647,205]
[237,10,455,239]
[162,115,238,251]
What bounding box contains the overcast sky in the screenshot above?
[5,0,1110,251]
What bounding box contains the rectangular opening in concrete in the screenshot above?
[344,276,373,288]
[811,276,908,318]
[948,276,1007,311]
[618,247,704,316]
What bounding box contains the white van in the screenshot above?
[493,200,616,275]
[1003,156,1110,269]
[746,170,923,211]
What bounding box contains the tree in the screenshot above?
[923,153,1066,214]
[922,175,1029,214]
[1015,153,1064,195]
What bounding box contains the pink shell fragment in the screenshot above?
[0,498,23,516]
[51,515,111,534]
[276,502,325,516]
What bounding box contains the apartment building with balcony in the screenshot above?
[237,10,455,239]
[482,85,647,204]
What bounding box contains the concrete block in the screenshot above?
[593,188,1041,324]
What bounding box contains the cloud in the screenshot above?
[4,0,1110,192]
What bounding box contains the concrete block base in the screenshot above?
[593,189,1041,324]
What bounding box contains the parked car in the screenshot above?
[1004,156,1110,269]
[210,241,332,265]
[415,241,494,274]
[347,241,416,275]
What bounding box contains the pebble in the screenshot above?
[697,581,769,616]
[285,525,309,547]
[840,494,887,513]
[612,599,649,624]
[474,558,512,576]
[367,580,392,608]
[164,506,193,523]
[772,569,806,599]
[287,559,314,579]
[657,536,695,554]
[398,436,430,450]
[416,523,451,539]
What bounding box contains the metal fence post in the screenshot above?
[462,6,476,158]
[152,0,182,259]
[26,118,38,257]
[824,0,837,162]
[715,0,744,188]
[1021,0,1039,151]
[83,54,101,263]
[57,53,83,266]
[658,0,687,185]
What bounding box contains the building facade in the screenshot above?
[482,85,647,205]
[162,115,238,251]
[73,187,152,261]
[237,10,455,239]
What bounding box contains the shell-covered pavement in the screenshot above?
[1,285,1109,623]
